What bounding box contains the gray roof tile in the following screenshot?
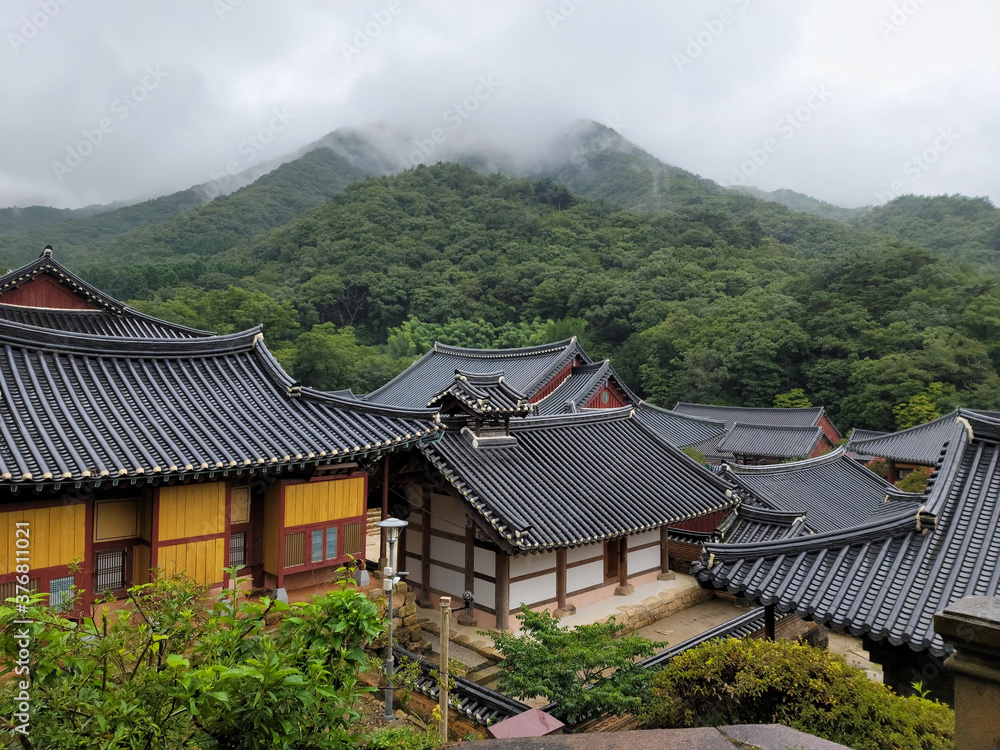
[717,423,825,461]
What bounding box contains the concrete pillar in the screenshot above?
[658,526,675,581]
[934,596,1000,750]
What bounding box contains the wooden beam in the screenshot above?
[615,536,633,596]
[495,551,510,630]
[459,517,476,626]
[419,486,432,607]
[765,603,776,641]
[658,526,675,581]
[380,455,389,565]
[556,547,567,610]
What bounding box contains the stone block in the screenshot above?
[615,583,635,596]
[403,614,419,627]
[398,602,417,618]
[405,592,416,607]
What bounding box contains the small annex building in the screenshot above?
[672,402,842,465]
[0,249,442,609]
[694,409,1000,701]
[389,370,738,629]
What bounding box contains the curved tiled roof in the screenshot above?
[421,408,738,551]
[532,360,629,415]
[716,506,810,545]
[0,250,213,338]
[631,402,727,450]
[0,302,213,338]
[723,448,902,534]
[427,370,534,416]
[673,402,826,430]
[367,338,590,408]
[846,411,968,465]
[0,319,441,486]
[717,423,825,461]
[696,412,1000,656]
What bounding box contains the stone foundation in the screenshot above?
[593,583,714,635]
[369,581,427,653]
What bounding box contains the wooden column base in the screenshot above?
[553,605,577,618]
[614,584,635,596]
[657,571,676,581]
[457,613,476,626]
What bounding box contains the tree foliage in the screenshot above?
[0,572,384,749]
[644,638,954,750]
[482,605,662,725]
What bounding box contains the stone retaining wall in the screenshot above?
[593,583,715,635]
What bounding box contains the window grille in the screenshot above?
[311,529,324,564]
[343,521,364,557]
[229,531,247,568]
[95,549,126,591]
[49,576,75,611]
[326,527,338,560]
[0,578,38,603]
[284,531,305,567]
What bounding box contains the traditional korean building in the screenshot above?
[844,411,998,482]
[393,371,738,628]
[694,409,1000,701]
[672,402,841,464]
[0,249,442,609]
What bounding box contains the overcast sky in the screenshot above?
[1,0,997,210]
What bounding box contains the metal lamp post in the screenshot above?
[374,516,408,722]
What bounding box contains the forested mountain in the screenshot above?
[5,122,1000,434]
[729,186,872,223]
[107,163,1000,433]
[0,127,397,267]
[854,194,1000,268]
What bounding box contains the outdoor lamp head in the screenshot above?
[375,516,408,543]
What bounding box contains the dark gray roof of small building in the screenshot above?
[632,402,728,450]
[695,411,1000,656]
[367,338,590,409]
[427,370,535,416]
[421,408,738,552]
[673,402,826,430]
[717,423,825,461]
[723,448,906,534]
[846,411,971,465]
[0,318,441,487]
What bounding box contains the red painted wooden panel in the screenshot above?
[528,358,580,403]
[817,414,842,443]
[811,436,834,458]
[671,509,729,533]
[583,381,629,410]
[0,275,96,309]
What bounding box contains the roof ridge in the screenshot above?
[726,445,848,473]
[848,411,960,447]
[635,401,727,427]
[432,338,578,358]
[0,253,128,314]
[675,401,824,415]
[511,405,635,430]
[0,316,260,358]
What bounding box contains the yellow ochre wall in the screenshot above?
[284,477,364,527]
[158,483,225,542]
[0,504,85,575]
[158,538,226,586]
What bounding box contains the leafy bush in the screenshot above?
[897,465,934,493]
[357,726,440,750]
[644,638,954,750]
[482,605,662,724]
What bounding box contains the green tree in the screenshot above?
[773,388,812,408]
[0,572,385,749]
[482,605,662,724]
[644,638,953,750]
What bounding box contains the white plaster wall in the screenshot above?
[430,493,466,534]
[568,543,602,564]
[630,529,659,547]
[628,545,660,574]
[429,563,465,598]
[567,560,604,593]
[474,546,495,576]
[405,555,422,584]
[510,572,556,608]
[511,550,557,577]
[431,535,464,566]
[474,579,495,609]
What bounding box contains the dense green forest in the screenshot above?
[106,162,1000,433]
[3,123,999,434]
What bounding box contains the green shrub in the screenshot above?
[357,726,440,750]
[644,638,954,750]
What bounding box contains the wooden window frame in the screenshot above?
[279,516,364,575]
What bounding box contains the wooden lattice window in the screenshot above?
[229,531,247,568]
[95,549,126,591]
[284,531,305,567]
[343,521,364,557]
